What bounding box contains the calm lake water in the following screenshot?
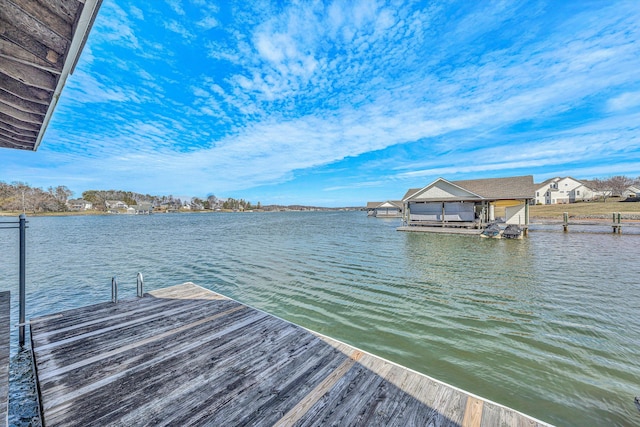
[1,211,639,426]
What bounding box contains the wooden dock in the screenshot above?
[397,225,483,235]
[0,292,9,427]
[30,283,551,426]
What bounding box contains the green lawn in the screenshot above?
[529,198,640,219]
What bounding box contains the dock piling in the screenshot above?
[612,212,622,234]
[563,212,569,232]
[111,276,118,304]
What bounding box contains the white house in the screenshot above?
[623,185,640,199]
[67,199,93,211]
[534,177,595,205]
[105,200,128,210]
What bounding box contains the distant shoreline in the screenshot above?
[0,208,362,217]
[1,200,638,220]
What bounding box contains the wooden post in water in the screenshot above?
[563,212,569,232]
[612,212,622,234]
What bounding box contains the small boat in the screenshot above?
[502,224,523,239]
[481,223,502,238]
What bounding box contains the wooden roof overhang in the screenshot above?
[0,0,102,151]
[407,196,531,203]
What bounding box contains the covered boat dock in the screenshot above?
[398,176,535,234]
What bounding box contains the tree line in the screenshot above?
[1,176,637,213]
[0,182,73,213]
[0,181,261,213]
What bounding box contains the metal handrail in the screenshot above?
[111,276,118,303]
[0,214,28,346]
[137,272,144,297]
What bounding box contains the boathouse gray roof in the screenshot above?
[366,201,403,209]
[403,175,536,202]
[0,0,102,151]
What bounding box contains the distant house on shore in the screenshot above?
[130,202,153,214]
[105,200,128,210]
[402,175,535,227]
[67,199,93,211]
[534,177,595,205]
[366,201,403,218]
[623,185,640,199]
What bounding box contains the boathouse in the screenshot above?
[366,201,403,217]
[401,175,535,228]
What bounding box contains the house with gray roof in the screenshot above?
[401,175,535,228]
[623,185,640,200]
[67,199,93,211]
[534,177,595,205]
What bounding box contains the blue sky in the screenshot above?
[3,0,640,206]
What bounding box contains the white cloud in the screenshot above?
[165,0,185,16]
[13,0,640,203]
[607,92,640,112]
[164,20,195,39]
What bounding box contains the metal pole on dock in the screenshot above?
[137,273,144,298]
[19,214,26,347]
[111,277,118,304]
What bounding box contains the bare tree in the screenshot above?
[588,178,612,202]
[207,194,218,210]
[607,175,634,197]
[49,186,73,211]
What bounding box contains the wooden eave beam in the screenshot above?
[0,88,48,115]
[0,111,40,131]
[0,127,35,142]
[43,0,84,26]
[0,22,65,70]
[0,0,71,53]
[3,0,75,40]
[0,135,34,150]
[0,71,51,104]
[0,120,38,137]
[0,55,57,90]
[0,101,44,124]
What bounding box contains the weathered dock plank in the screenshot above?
[30,282,552,426]
[0,292,9,427]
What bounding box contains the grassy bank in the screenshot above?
[528,199,640,219]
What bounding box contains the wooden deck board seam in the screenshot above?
[30,297,181,338]
[33,299,231,352]
[312,332,551,425]
[462,396,484,427]
[275,350,363,425]
[41,308,268,412]
[36,305,247,382]
[54,318,299,425]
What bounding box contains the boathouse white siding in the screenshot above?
[505,204,527,225]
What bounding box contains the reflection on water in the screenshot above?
[1,211,639,426]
